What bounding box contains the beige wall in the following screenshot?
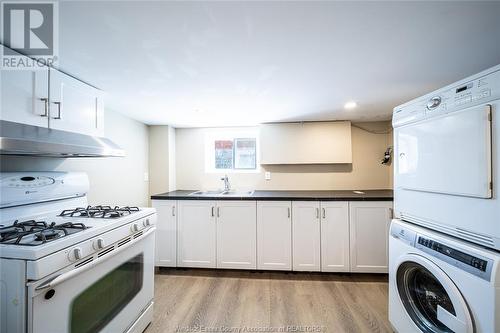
[168,127,176,191]
[0,109,150,206]
[148,125,176,203]
[175,122,393,191]
[0,115,392,204]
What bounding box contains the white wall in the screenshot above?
[175,122,393,191]
[0,109,150,206]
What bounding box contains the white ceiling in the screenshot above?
[57,1,500,127]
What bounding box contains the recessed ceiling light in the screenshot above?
[344,101,357,109]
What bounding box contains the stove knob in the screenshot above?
[93,238,105,250]
[131,223,140,233]
[143,218,150,227]
[73,248,83,260]
[68,247,83,261]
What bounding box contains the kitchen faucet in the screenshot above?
[221,174,231,192]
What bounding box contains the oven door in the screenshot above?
[27,227,155,333]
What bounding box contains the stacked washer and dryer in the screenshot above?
[390,64,500,333]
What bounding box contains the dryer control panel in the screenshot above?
[393,65,500,127]
[416,235,493,281]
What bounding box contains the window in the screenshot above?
[234,138,256,169]
[215,140,234,169]
[205,129,259,173]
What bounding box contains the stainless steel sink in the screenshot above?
[220,190,255,197]
[188,190,224,196]
[188,190,254,197]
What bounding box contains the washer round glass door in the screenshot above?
[396,255,473,333]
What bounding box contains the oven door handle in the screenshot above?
[35,226,155,291]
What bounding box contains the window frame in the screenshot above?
[205,129,260,174]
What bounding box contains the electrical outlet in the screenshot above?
[144,172,149,182]
[265,171,271,180]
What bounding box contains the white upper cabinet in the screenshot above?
[1,47,50,127]
[260,121,352,164]
[177,200,217,268]
[320,201,350,272]
[257,201,292,270]
[49,70,104,136]
[349,201,392,273]
[152,200,177,267]
[0,45,104,136]
[292,201,321,271]
[216,201,256,269]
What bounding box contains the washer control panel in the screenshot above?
[416,235,493,281]
[418,236,487,271]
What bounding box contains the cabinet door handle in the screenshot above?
[389,208,394,219]
[316,207,320,219]
[52,101,62,119]
[172,206,175,217]
[287,207,291,219]
[211,206,215,217]
[322,208,326,219]
[39,98,49,117]
[217,207,220,218]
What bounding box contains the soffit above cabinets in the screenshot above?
[259,121,352,165]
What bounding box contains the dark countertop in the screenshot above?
[151,189,393,201]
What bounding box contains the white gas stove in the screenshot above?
[0,172,156,333]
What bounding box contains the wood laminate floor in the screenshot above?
[145,269,392,333]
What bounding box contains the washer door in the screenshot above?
[396,254,474,333]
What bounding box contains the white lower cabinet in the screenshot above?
[320,201,350,272]
[173,200,256,269]
[292,201,351,273]
[257,201,292,270]
[156,198,392,273]
[216,201,256,269]
[152,200,177,267]
[349,201,392,273]
[292,201,321,271]
[177,200,217,268]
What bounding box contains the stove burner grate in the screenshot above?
[0,220,88,246]
[34,228,64,241]
[59,206,140,219]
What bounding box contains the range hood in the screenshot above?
[0,120,125,157]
